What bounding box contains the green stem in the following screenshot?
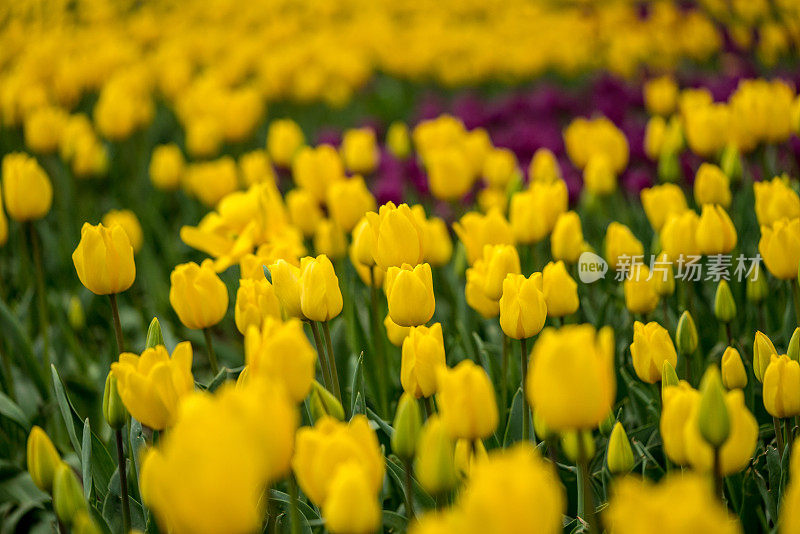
[115,429,132,533]
[577,430,598,534]
[501,335,510,422]
[202,328,219,376]
[28,223,50,370]
[289,475,301,534]
[322,321,342,405]
[787,418,795,455]
[775,416,786,458]
[713,447,724,500]
[793,280,800,328]
[521,337,530,441]
[369,267,389,417]
[404,457,416,520]
[423,396,435,419]
[310,321,333,393]
[109,294,125,355]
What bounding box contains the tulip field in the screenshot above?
[6,1,800,533]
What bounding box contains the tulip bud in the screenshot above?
[340,127,379,175]
[149,143,184,190]
[499,272,547,340]
[146,317,164,349]
[267,119,305,168]
[764,354,800,419]
[436,361,498,440]
[169,260,228,330]
[676,311,698,356]
[72,223,136,295]
[697,367,730,449]
[392,392,423,460]
[542,261,579,318]
[384,263,435,327]
[386,121,411,160]
[721,347,747,389]
[72,510,102,534]
[269,259,303,318]
[53,463,86,525]
[102,372,127,430]
[26,426,61,492]
[414,415,457,495]
[309,380,345,422]
[696,204,737,255]
[607,422,634,475]
[68,296,85,331]
[2,152,53,221]
[746,266,768,302]
[560,430,596,463]
[323,465,381,534]
[754,330,778,382]
[300,254,343,322]
[759,218,800,280]
[630,321,678,384]
[694,163,731,208]
[789,328,800,362]
[713,280,737,323]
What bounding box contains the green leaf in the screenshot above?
[81,419,92,502]
[51,365,80,455]
[382,510,408,532]
[101,486,145,531]
[366,408,394,439]
[385,456,434,509]
[350,352,365,416]
[0,391,30,430]
[268,489,320,522]
[204,367,229,392]
[0,297,47,397]
[503,388,524,446]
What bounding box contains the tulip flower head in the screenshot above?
[72,222,136,295]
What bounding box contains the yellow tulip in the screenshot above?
[312,220,347,260]
[238,150,276,187]
[640,183,688,232]
[385,263,435,327]
[401,323,447,398]
[426,147,475,201]
[476,244,521,301]
[624,264,659,315]
[458,443,565,534]
[482,148,517,189]
[583,153,617,194]
[721,346,747,389]
[605,474,743,534]
[27,426,61,492]
[453,209,515,265]
[299,254,343,322]
[509,180,568,244]
[465,262,500,319]
[607,422,634,475]
[437,360,498,440]
[286,188,323,238]
[754,175,800,227]
[234,278,281,335]
[101,209,143,254]
[269,259,303,318]
[499,272,547,340]
[340,127,379,175]
[323,463,381,534]
[267,119,305,167]
[291,144,345,203]
[72,222,136,295]
[111,342,194,430]
[660,382,700,466]
[660,210,701,261]
[148,143,184,191]
[384,314,411,347]
[694,163,732,208]
[630,321,677,384]
[169,260,228,330]
[542,261,579,318]
[763,354,800,418]
[141,381,297,533]
[696,204,737,255]
[292,415,384,506]
[386,121,410,159]
[528,147,562,183]
[245,317,316,402]
[365,202,425,270]
[422,216,453,267]
[551,211,584,264]
[528,325,615,430]
[644,75,678,116]
[759,217,800,279]
[327,176,377,232]
[684,389,757,475]
[604,222,643,269]
[2,152,53,221]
